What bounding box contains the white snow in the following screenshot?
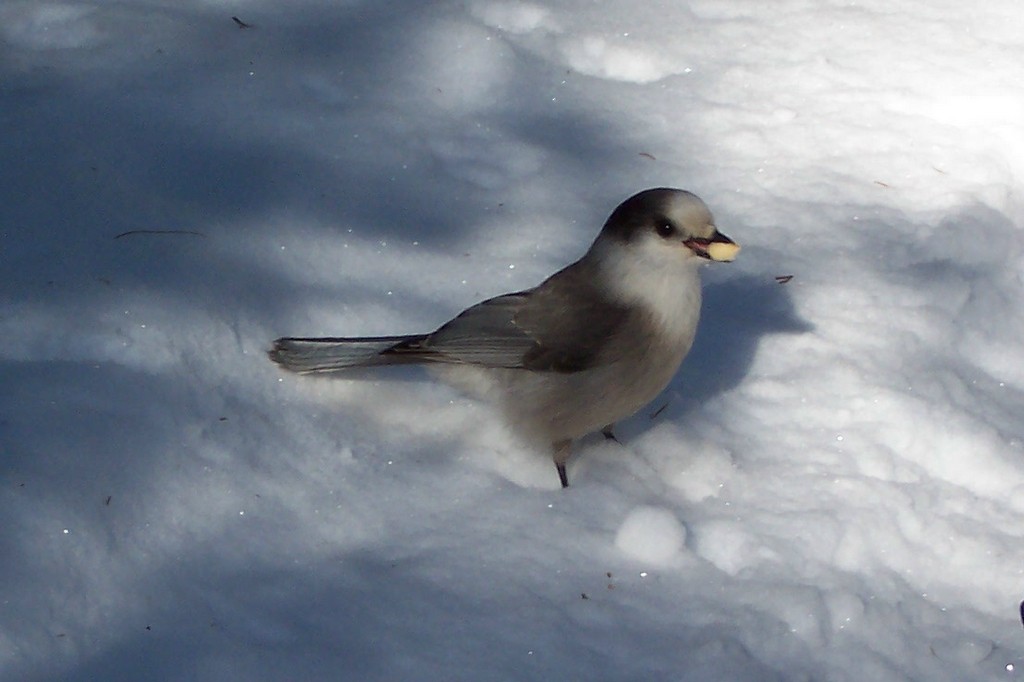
[615,505,687,565]
[3,0,1024,680]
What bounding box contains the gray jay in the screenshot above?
[269,188,739,487]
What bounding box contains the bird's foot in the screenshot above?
[553,439,572,488]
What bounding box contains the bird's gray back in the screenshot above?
[417,259,634,373]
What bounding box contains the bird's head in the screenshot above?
[595,187,739,265]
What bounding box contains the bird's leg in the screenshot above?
[601,423,619,443]
[553,439,572,488]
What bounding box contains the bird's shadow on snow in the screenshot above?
[671,274,813,408]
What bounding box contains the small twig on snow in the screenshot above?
[114,229,206,240]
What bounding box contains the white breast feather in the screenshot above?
[596,239,703,346]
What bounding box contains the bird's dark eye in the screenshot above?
[656,222,676,238]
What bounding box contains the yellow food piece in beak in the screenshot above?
[706,241,740,262]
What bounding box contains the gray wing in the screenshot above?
[390,264,631,373]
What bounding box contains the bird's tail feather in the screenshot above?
[268,335,427,374]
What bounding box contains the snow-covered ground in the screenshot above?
[3,1,1024,679]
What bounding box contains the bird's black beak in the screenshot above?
[684,230,740,261]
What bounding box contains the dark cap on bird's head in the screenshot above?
[597,188,739,261]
